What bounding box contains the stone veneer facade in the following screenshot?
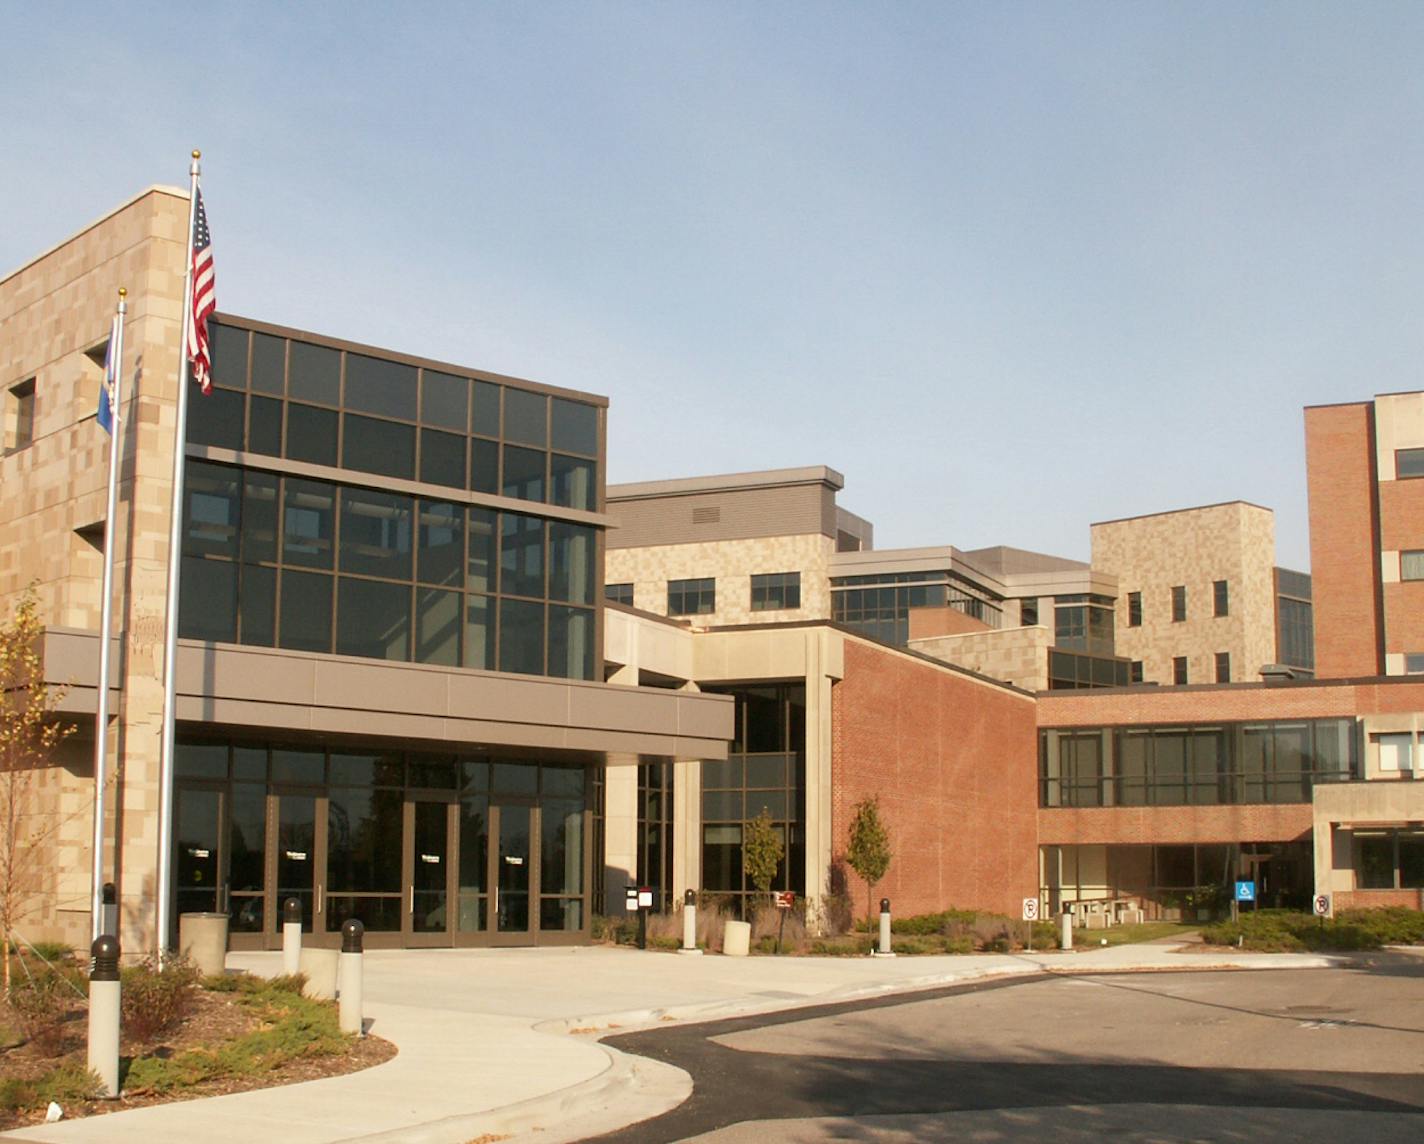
[1,187,191,948]
[603,533,836,627]
[908,625,1053,692]
[1092,502,1277,687]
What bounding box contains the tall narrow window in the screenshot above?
[8,379,35,453]
[1130,660,1144,684]
[1215,652,1231,683]
[1171,585,1187,623]
[1021,597,1039,626]
[1127,592,1142,627]
[1213,580,1229,617]
[1401,551,1424,582]
[1173,656,1188,685]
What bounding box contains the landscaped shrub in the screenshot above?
[121,956,199,1042]
[1200,907,1424,952]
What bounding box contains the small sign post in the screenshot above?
[774,890,794,953]
[1314,894,1331,923]
[1234,880,1256,924]
[1023,897,1040,952]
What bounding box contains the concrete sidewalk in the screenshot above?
[3,941,1341,1144]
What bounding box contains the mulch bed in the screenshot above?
[1,985,396,1130]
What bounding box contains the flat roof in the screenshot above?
[608,465,844,501]
[1090,499,1273,529]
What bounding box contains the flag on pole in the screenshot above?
[186,189,217,395]
[97,316,119,434]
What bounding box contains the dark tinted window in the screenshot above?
[471,381,500,437]
[279,569,332,652]
[251,333,287,396]
[209,323,249,390]
[337,578,410,660]
[470,439,499,494]
[419,428,465,487]
[339,487,412,578]
[551,398,598,455]
[502,445,545,501]
[345,353,417,420]
[287,341,339,404]
[188,387,245,450]
[550,454,595,510]
[342,413,415,480]
[248,395,282,456]
[503,388,546,446]
[499,599,544,675]
[421,370,468,430]
[286,403,338,466]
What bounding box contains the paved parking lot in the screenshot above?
[599,960,1424,1142]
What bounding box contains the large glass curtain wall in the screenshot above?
[636,763,674,909]
[180,460,596,678]
[831,573,1004,647]
[1040,719,1358,807]
[173,737,589,946]
[181,319,602,679]
[698,684,807,906]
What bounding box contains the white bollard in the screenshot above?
[87,935,121,1098]
[679,888,702,956]
[282,896,302,977]
[338,919,364,1036]
[1060,907,1074,951]
[874,897,896,957]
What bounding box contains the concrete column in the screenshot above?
[603,766,639,915]
[670,758,702,905]
[802,629,840,932]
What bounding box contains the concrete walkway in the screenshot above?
[4,941,1341,1144]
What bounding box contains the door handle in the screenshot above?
[410,886,415,914]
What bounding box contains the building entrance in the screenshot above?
[172,739,590,949]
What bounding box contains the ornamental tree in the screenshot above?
[845,796,892,921]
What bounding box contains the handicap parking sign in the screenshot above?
[1235,880,1256,903]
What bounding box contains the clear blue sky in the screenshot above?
[8,2,1424,570]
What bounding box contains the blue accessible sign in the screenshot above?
[1235,880,1256,903]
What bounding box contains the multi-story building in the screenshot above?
[1091,502,1297,687]
[2,186,733,954]
[1306,392,1424,679]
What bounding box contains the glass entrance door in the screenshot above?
[273,793,323,938]
[493,803,535,943]
[174,785,267,951]
[407,800,453,946]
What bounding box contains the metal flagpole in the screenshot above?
[91,288,127,944]
[156,152,202,959]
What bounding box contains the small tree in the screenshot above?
[0,586,76,997]
[845,796,892,922]
[742,808,784,906]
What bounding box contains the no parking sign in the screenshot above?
[1022,897,1040,921]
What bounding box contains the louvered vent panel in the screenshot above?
[692,506,722,525]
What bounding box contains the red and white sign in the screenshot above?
[774,890,795,910]
[1022,897,1040,921]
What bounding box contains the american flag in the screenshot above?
[186,188,217,395]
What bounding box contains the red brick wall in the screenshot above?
[1037,678,1424,727]
[1383,582,1424,656]
[1335,889,1424,911]
[1305,403,1383,678]
[1039,804,1312,846]
[832,639,1038,920]
[908,605,992,639]
[1377,477,1424,552]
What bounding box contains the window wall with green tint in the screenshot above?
[198,320,601,512]
[173,737,591,942]
[180,459,596,678]
[697,684,806,906]
[1039,718,1358,808]
[831,573,1003,647]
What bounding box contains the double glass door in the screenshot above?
[174,784,564,947]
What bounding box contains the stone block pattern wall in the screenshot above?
[1306,402,1384,678]
[909,626,1051,692]
[831,638,1039,921]
[1,187,190,950]
[603,534,834,627]
[1092,502,1277,686]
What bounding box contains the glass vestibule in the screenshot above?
[172,738,589,948]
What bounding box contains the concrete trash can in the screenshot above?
[178,912,228,977]
[723,919,751,957]
[299,947,340,999]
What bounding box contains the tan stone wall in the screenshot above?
[603,533,835,626]
[1091,502,1277,686]
[1,187,191,951]
[909,625,1051,691]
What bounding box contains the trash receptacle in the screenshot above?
[178,912,228,977]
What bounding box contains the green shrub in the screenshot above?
[6,964,81,1057]
[121,956,199,1042]
[1200,907,1424,952]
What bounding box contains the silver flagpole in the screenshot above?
[156,152,202,959]
[91,288,127,944]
